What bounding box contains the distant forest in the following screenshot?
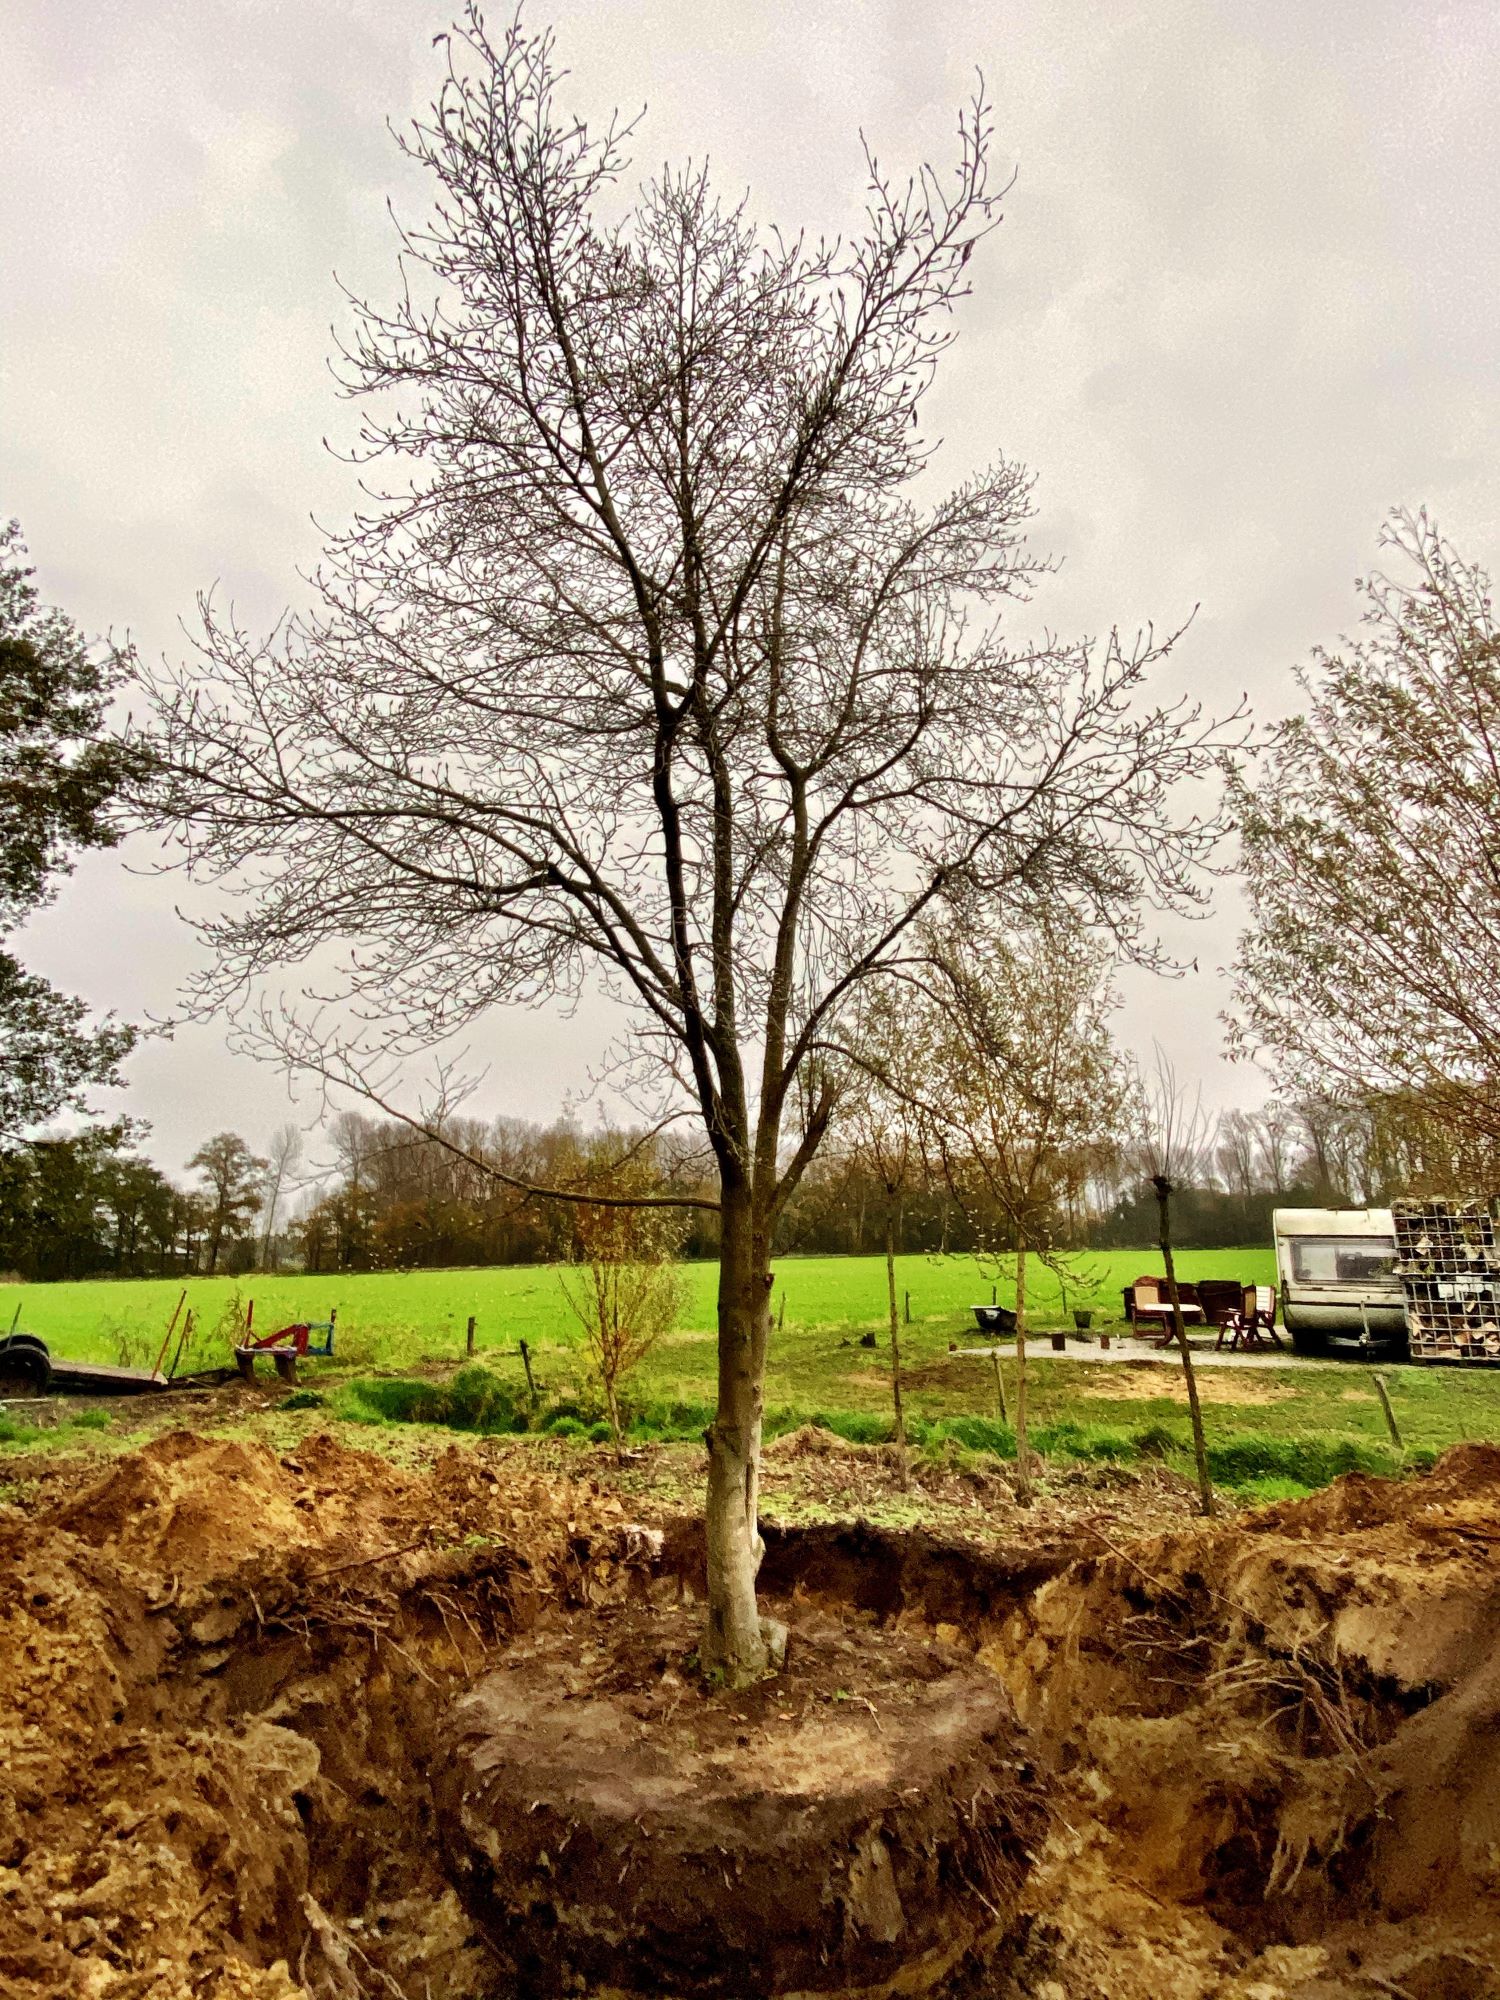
[0,1089,1480,1283]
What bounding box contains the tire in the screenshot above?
[0,1336,50,1395]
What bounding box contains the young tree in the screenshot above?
[188,1131,268,1274]
[1129,1049,1216,1517]
[1230,511,1500,1142]
[919,917,1126,1504]
[558,1157,687,1459]
[143,13,1233,1680]
[840,992,924,1470]
[0,522,135,1141]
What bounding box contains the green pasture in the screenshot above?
[14,1244,1500,1500]
[4,1246,1275,1370]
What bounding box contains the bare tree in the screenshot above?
[1129,1049,1216,1517]
[918,916,1126,1504]
[258,1121,304,1271]
[142,13,1233,1680]
[839,989,925,1472]
[1254,1100,1299,1194]
[558,1154,686,1460]
[1230,511,1500,1144]
[1215,1108,1259,1201]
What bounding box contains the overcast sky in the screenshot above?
[4,0,1498,1175]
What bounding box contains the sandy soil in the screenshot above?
[5,1428,1500,1997]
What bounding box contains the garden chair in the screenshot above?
[1214,1285,1282,1352]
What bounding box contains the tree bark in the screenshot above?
[604,1376,625,1465]
[1014,1240,1033,1506]
[884,1205,908,1485]
[1154,1179,1214,1518]
[701,1193,771,1684]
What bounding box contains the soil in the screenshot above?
[1075,1367,1295,1405]
[437,1601,1046,1997]
[5,1428,1500,1997]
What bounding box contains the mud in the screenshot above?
[5,1430,1500,1997]
[437,1602,1046,1997]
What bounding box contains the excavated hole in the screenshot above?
[156,1523,1073,1998]
[13,1434,1500,1999]
[159,1514,1432,1990]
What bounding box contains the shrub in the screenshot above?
[345,1368,526,1435]
[445,1365,522,1433]
[1206,1433,1400,1489]
[937,1414,1015,1457]
[1034,1419,1135,1462]
[624,1397,716,1441]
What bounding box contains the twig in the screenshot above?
[307,1535,430,1580]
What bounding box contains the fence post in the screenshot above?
[519,1338,537,1401]
[1373,1372,1404,1452]
[465,1314,476,1359]
[903,1289,911,1325]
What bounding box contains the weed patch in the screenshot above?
[342,1365,528,1436]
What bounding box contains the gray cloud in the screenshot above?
[4,0,1496,1168]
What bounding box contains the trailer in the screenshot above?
[0,1333,174,1396]
[1272,1207,1406,1356]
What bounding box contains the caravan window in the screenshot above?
[1289,1236,1396,1284]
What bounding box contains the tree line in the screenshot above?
[1,1082,1474,1284]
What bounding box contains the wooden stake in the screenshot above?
[168,1309,193,1383]
[519,1338,537,1400]
[903,1289,911,1325]
[152,1288,188,1378]
[465,1314,476,1358]
[1373,1372,1404,1452]
[991,1346,1008,1424]
[777,1294,785,1331]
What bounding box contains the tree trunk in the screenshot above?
[884,1205,908,1485]
[1154,1179,1214,1518]
[1014,1240,1033,1506]
[604,1376,625,1466]
[702,1195,771,1685]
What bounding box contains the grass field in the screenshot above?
[12,1246,1500,1501]
[8,1246,1275,1368]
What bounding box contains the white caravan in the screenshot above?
[1272,1207,1406,1354]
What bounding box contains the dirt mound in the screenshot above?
[0,1429,653,1997]
[10,1428,1500,1999]
[982,1441,1500,1997]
